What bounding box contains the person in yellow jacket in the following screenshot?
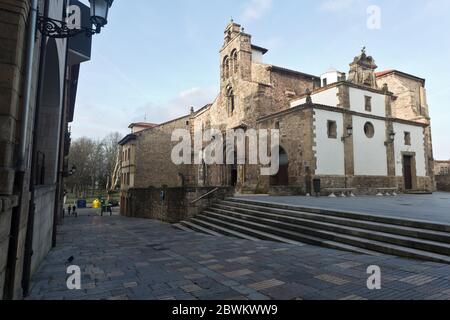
[93,199,101,209]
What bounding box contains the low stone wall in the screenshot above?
[436,175,450,192]
[269,186,304,196]
[313,175,433,195]
[123,187,234,223]
[31,186,56,276]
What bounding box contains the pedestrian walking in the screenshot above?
[72,205,77,218]
[67,205,72,216]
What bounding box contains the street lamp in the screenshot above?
[90,0,114,32]
[346,126,353,137]
[389,131,396,142]
[38,0,114,38]
[342,126,353,142]
[385,131,396,146]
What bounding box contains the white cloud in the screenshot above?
[132,86,218,125]
[71,86,218,140]
[241,0,273,22]
[319,0,356,12]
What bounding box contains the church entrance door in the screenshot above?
[403,155,413,190]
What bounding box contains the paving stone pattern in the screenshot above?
[27,209,450,300]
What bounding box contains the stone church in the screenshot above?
[119,21,434,212]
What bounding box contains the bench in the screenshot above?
[324,188,356,198]
[375,188,398,196]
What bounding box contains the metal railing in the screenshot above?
[190,187,220,205]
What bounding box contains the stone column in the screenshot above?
[385,94,396,178]
[338,85,354,186]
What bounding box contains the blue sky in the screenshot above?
[73,0,450,159]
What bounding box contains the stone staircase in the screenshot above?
[174,197,450,264]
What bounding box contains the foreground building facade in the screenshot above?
[0,0,92,299]
[120,21,434,217]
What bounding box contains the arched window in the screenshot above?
[227,86,235,114]
[231,49,238,74]
[223,56,230,79]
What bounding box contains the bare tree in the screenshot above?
[103,132,122,197]
[65,132,122,198]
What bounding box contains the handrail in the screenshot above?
[190,187,220,205]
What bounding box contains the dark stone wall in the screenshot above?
[123,187,234,223]
[436,176,450,192]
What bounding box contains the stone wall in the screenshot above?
[436,176,450,192]
[376,73,429,120]
[30,186,56,276]
[0,0,33,300]
[123,187,234,223]
[0,195,18,300]
[257,107,315,194]
[134,116,191,189]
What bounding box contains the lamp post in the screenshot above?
[37,0,114,38]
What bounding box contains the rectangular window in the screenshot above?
[322,78,327,87]
[327,120,337,139]
[365,96,372,112]
[404,132,411,146]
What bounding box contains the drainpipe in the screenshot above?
[22,0,49,297]
[17,0,39,172]
[52,27,69,248]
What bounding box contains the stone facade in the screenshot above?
[376,70,435,187]
[1,0,41,300]
[121,21,435,217]
[1,0,91,299]
[435,160,450,192]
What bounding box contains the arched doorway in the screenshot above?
[223,145,238,187]
[35,38,62,185]
[270,147,289,186]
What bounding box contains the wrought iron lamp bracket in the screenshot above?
[37,16,99,39]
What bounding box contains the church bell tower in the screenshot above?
[348,47,378,89]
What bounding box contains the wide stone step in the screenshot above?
[189,218,261,241]
[217,201,450,244]
[198,212,380,256]
[201,210,450,264]
[189,217,306,246]
[179,220,223,237]
[225,198,450,233]
[210,205,450,255]
[172,223,194,232]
